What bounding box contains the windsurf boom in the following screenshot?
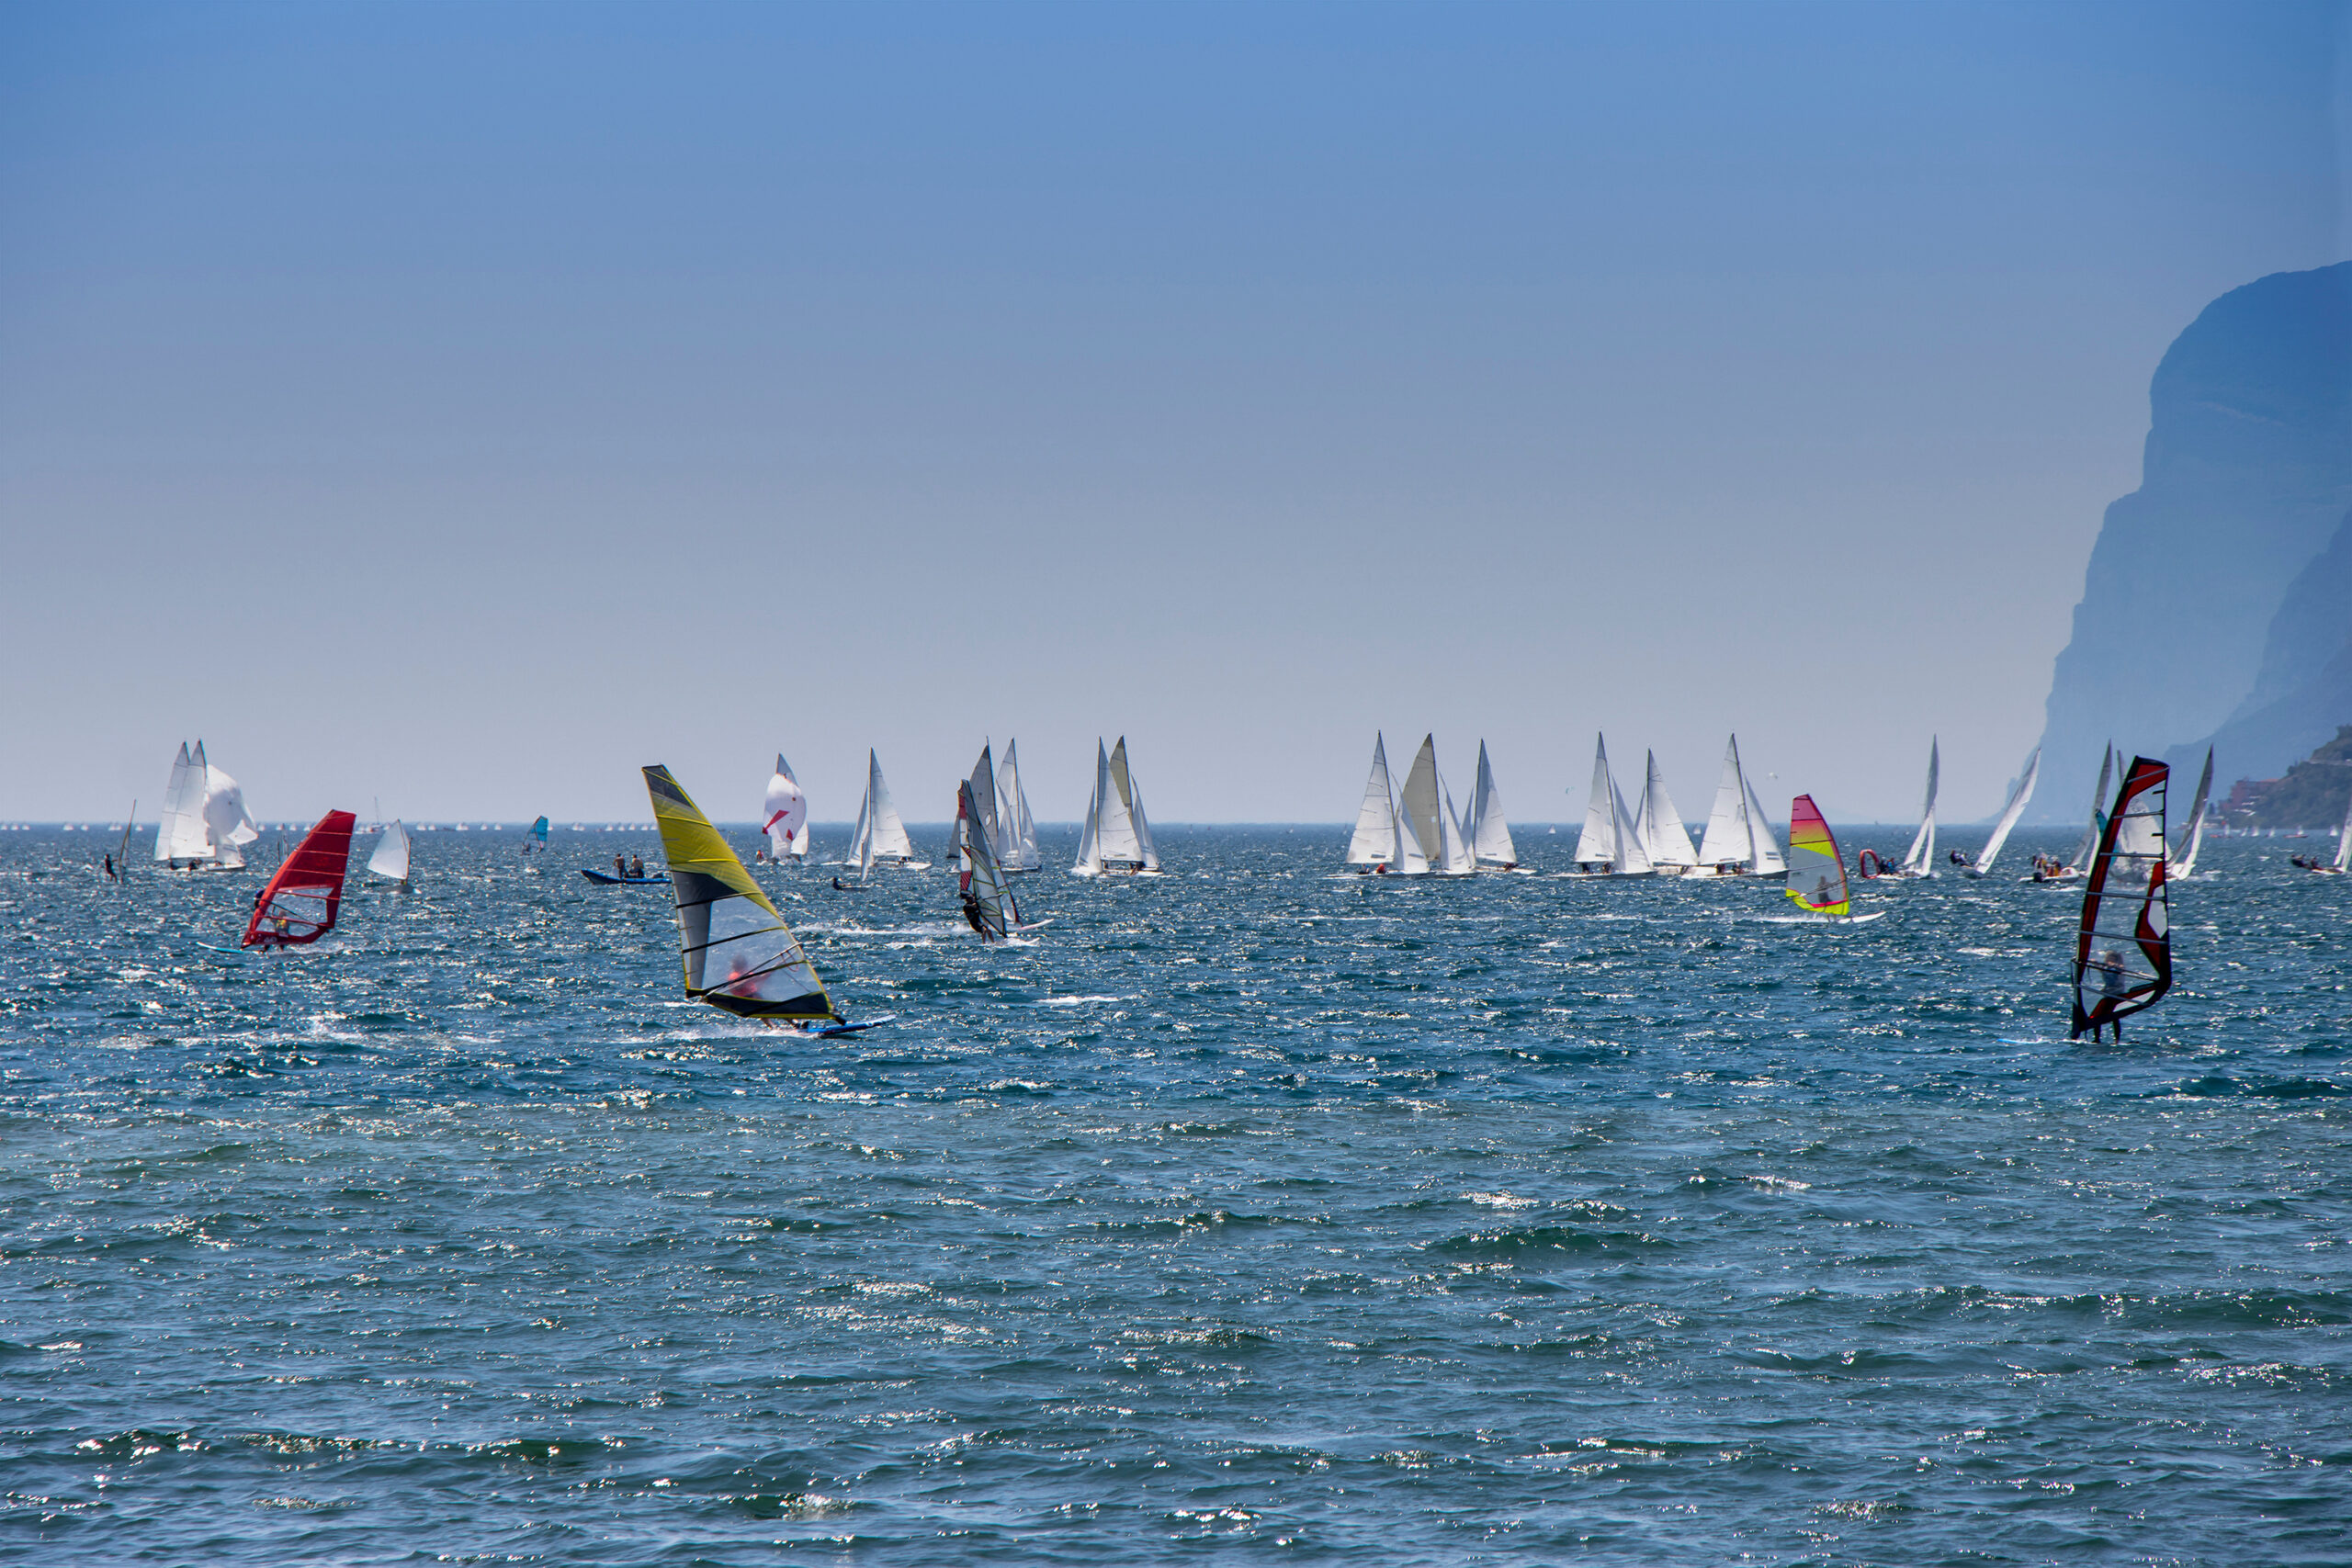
[643,764,839,1024]
[2070,756,2170,1041]
[243,810,356,948]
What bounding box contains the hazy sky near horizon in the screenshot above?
[4,1,2347,828]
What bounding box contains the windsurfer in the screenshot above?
[960,887,989,938]
[2087,948,2132,1041]
[1811,874,1835,908]
[103,853,116,881]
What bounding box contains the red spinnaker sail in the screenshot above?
[2070,758,2169,1039]
[243,810,357,949]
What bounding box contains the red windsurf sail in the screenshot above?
[2070,758,2169,1039]
[243,809,357,949]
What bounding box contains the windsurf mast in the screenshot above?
[1783,795,1849,916]
[2069,757,2171,1039]
[242,810,356,948]
[643,764,837,1022]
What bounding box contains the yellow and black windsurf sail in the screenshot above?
[643,764,836,1021]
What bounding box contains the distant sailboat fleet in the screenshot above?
[115,727,2293,1041]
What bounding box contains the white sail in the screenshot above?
[956,780,1021,939]
[763,754,807,862]
[1072,766,1100,874]
[2069,743,2114,870]
[862,750,919,865]
[368,819,412,882]
[1105,738,1159,872]
[1610,773,1655,874]
[1390,788,1430,874]
[847,762,876,874]
[1465,741,1517,868]
[1972,744,2041,875]
[960,742,1001,866]
[1436,773,1476,874]
[2335,785,2352,874]
[1635,751,1696,868]
[1397,735,1444,868]
[1573,735,1619,867]
[1696,737,1748,868]
[1899,738,1940,875]
[154,742,210,863]
[200,751,258,868]
[1346,734,1400,867]
[1741,773,1787,874]
[2167,748,2212,874]
[997,740,1040,871]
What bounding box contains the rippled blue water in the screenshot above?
[3,823,2349,1565]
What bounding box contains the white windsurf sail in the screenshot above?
[1971,745,2041,876]
[1464,741,1518,869]
[955,780,1027,940]
[959,742,1001,866]
[1635,751,1696,869]
[996,740,1040,872]
[2335,785,2352,874]
[368,819,412,883]
[763,754,808,862]
[2167,747,2212,875]
[1573,735,1620,869]
[1899,738,1939,875]
[1346,734,1400,868]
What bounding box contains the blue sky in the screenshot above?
[3,1,2345,826]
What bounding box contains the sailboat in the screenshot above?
[1631,751,1697,874]
[995,740,1041,873]
[1691,735,1786,876]
[2034,742,2113,883]
[368,819,413,886]
[1395,735,1475,876]
[762,754,808,863]
[1783,795,1854,918]
[1959,745,2040,878]
[2165,748,2213,878]
[953,780,1046,939]
[642,764,880,1033]
[1463,741,1523,872]
[1345,734,1401,873]
[243,810,356,948]
[153,740,259,868]
[2070,758,2171,1040]
[1566,734,1654,877]
[1072,737,1162,875]
[1897,739,1939,877]
[844,750,929,874]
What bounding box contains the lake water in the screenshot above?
[2,824,2347,1564]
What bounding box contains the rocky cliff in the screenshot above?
[2036,262,2352,818]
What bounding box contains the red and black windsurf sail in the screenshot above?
[243,809,357,949]
[2070,758,2169,1039]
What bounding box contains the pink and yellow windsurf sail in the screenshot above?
[1783,795,1849,916]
